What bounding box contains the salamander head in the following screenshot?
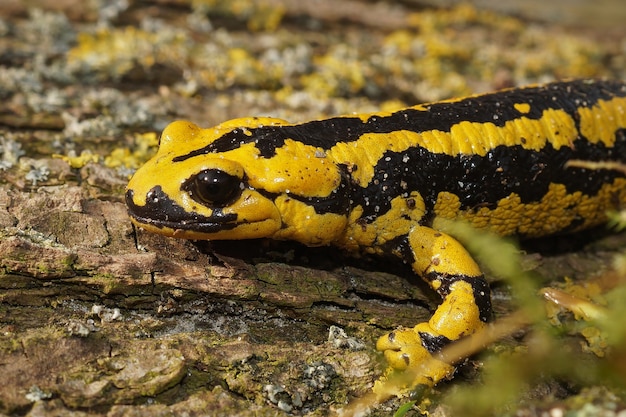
[125,119,350,244]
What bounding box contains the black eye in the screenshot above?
[184,169,242,206]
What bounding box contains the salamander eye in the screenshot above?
[184,169,243,207]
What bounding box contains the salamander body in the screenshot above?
[126,79,626,393]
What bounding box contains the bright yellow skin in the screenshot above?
[126,80,626,397]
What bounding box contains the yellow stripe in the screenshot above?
[578,96,626,146]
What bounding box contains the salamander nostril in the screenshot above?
[124,189,135,206]
[126,186,166,212]
[146,187,161,205]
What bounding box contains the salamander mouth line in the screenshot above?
[127,211,243,233]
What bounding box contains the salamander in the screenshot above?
[125,79,626,395]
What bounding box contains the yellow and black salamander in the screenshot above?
[126,79,626,394]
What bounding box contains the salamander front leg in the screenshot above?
[374,225,492,395]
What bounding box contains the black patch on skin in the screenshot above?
[419,331,452,354]
[426,272,493,323]
[288,190,349,216]
[125,187,238,233]
[380,234,416,266]
[173,80,626,161]
[469,276,493,323]
[287,164,354,215]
